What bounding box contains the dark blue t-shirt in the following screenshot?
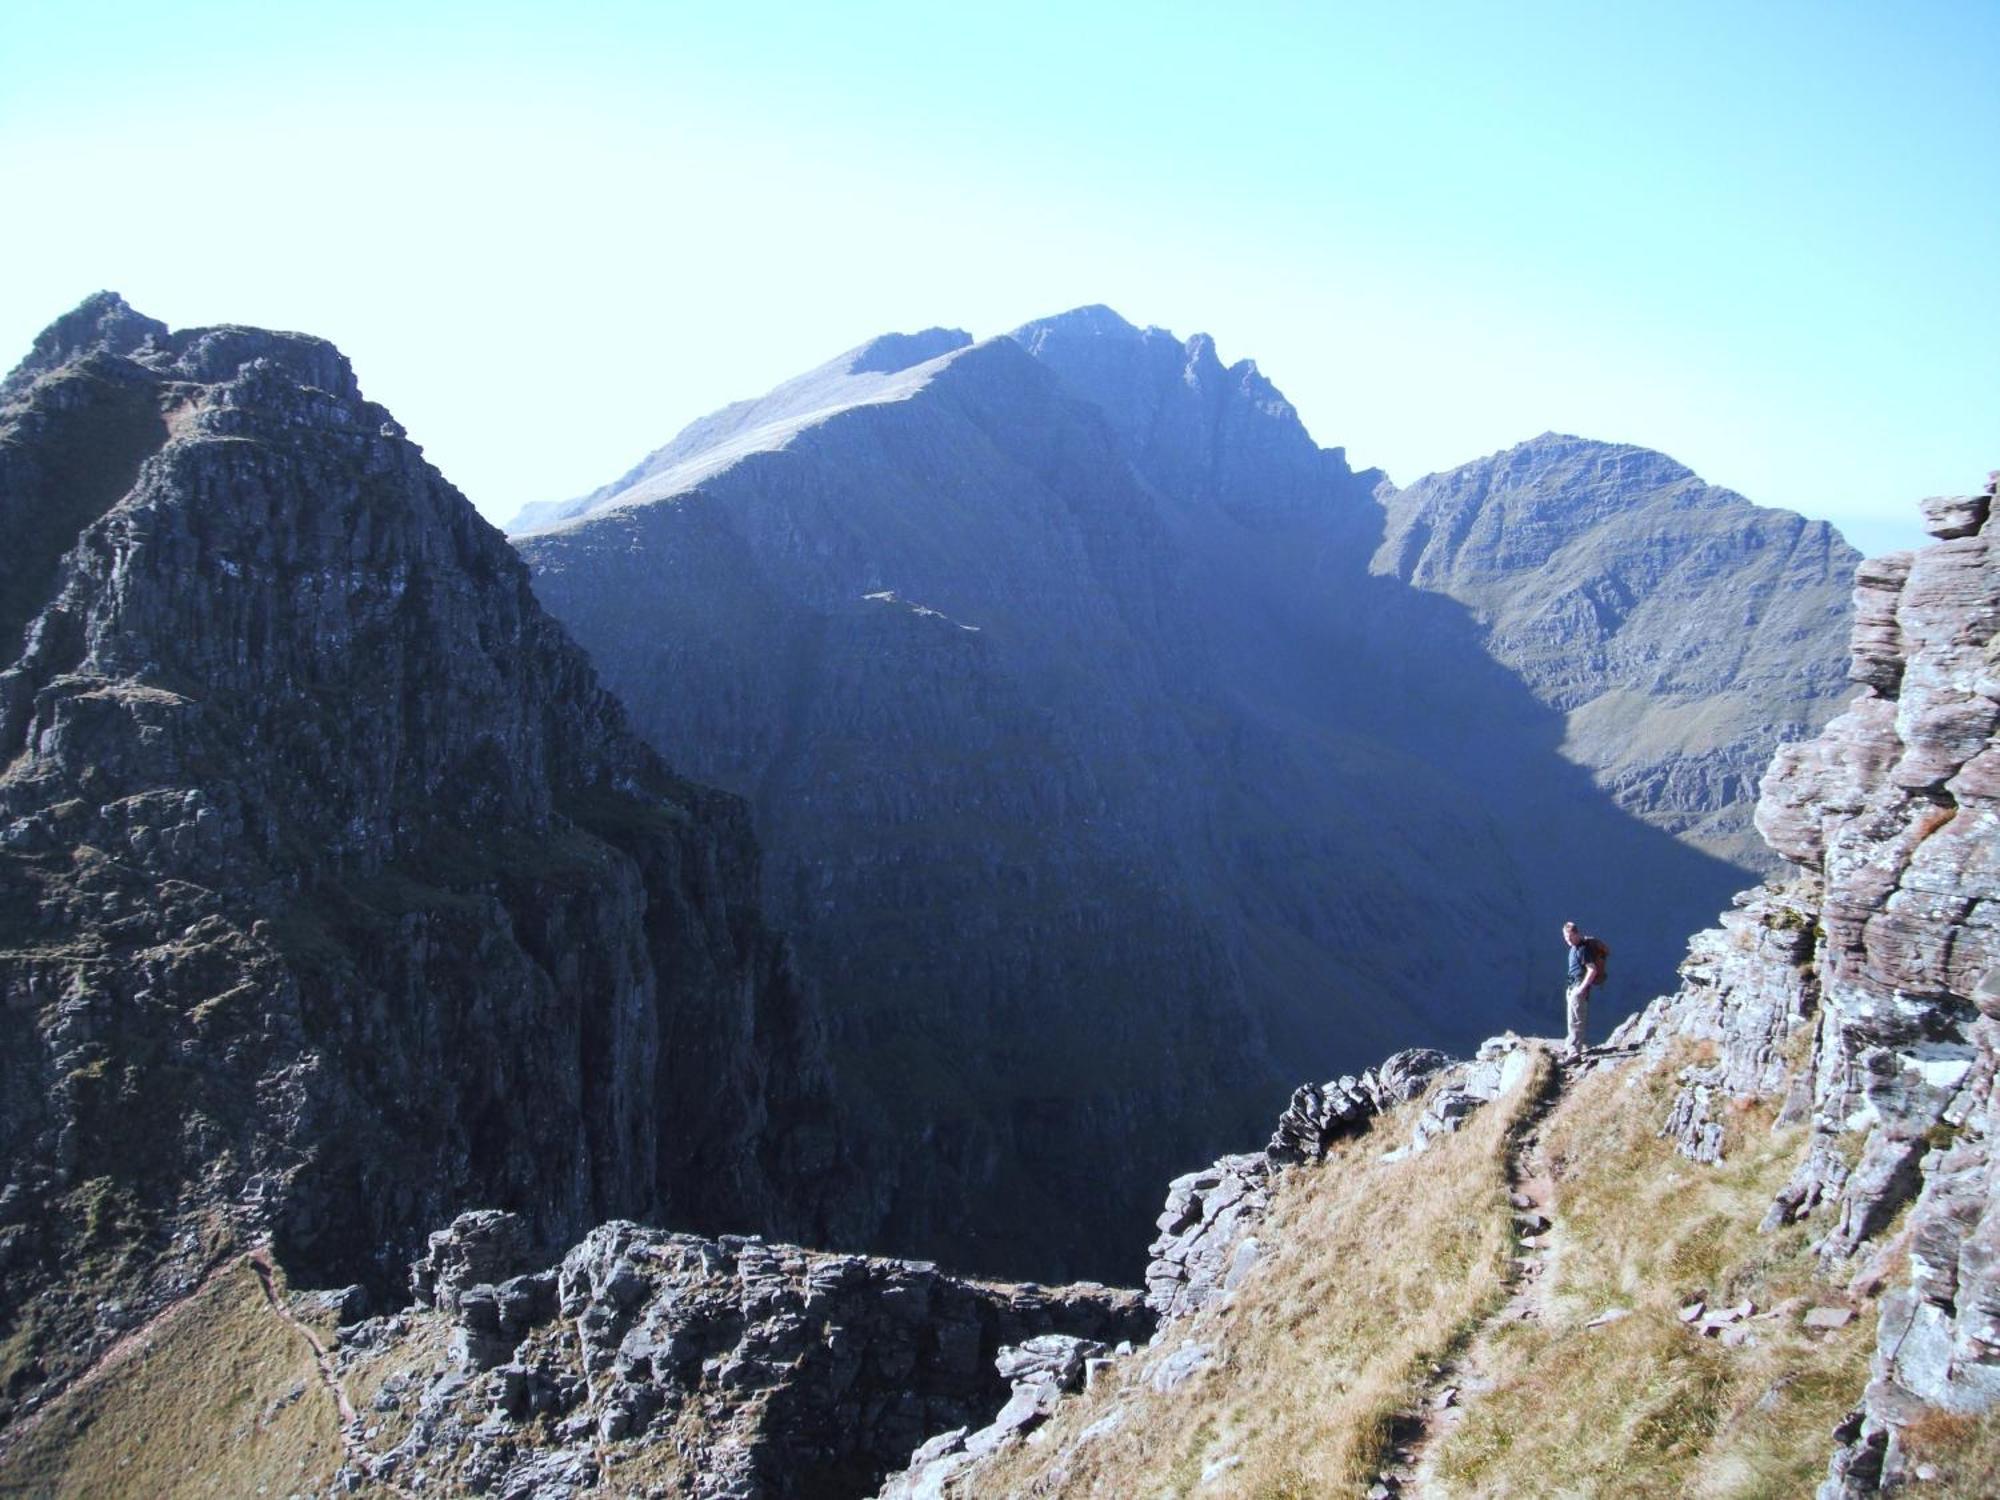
[1568,938,1599,984]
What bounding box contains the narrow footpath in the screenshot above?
[1376,1044,1634,1498]
[248,1246,422,1498]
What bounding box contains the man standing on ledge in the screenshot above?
[1562,921,1606,1061]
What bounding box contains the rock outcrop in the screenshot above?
[334,1211,1147,1500]
[1147,1042,1514,1321]
[0,295,855,1428]
[513,306,1810,1283]
[1611,473,1999,1494]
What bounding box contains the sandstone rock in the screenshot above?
[1918,493,1990,540]
[1605,478,2000,1495]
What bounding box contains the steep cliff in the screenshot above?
[513,306,1837,1284]
[0,295,854,1432]
[879,475,1995,1498]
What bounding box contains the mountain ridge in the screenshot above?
[0,294,860,1429]
[511,306,1842,1281]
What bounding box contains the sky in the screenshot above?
[1,1,1994,558]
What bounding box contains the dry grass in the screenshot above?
[1428,1054,1875,1498]
[0,1258,345,1499]
[1900,1407,2000,1497]
[974,1051,1553,1498]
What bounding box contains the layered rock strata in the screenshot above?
[1612,475,1999,1494]
[1373,432,1859,869]
[0,295,853,1428]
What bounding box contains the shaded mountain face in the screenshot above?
[512,305,1839,1282]
[0,295,853,1424]
[1373,434,1859,868]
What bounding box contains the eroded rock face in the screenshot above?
[1608,474,1999,1494]
[0,295,854,1427]
[339,1212,1148,1500]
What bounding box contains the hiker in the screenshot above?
[1561,921,1607,1060]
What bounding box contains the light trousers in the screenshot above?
[1565,982,1590,1055]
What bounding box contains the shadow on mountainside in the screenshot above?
[517,334,1756,1287]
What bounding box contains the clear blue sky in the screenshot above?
[3,1,1994,556]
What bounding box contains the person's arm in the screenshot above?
[1581,950,1602,992]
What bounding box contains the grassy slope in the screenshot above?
[974,1042,1882,1499]
[0,1258,344,1499]
[1432,1051,1873,1498]
[976,1053,1554,1497]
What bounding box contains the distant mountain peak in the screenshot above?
[4,289,168,394]
[1012,304,1141,349]
[848,327,972,375]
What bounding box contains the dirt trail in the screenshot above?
[247,1248,423,1497]
[248,1247,358,1428]
[1377,1045,1629,1498]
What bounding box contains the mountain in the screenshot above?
[876,477,2000,1498]
[510,305,1851,1282]
[1374,432,1859,868]
[0,294,857,1431]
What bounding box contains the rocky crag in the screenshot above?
[873,474,1995,1497]
[309,1209,1148,1499]
[513,305,1851,1283]
[1612,475,1999,1491]
[875,1034,1546,1498]
[0,295,857,1432]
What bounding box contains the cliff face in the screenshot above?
[514,306,1841,1283]
[1612,477,1999,1492]
[1374,432,1860,869]
[0,295,853,1427]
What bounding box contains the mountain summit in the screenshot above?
[511,308,1854,1281]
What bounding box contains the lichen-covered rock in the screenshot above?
[1612,881,1824,1161]
[0,295,857,1428]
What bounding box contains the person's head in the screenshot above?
[1562,921,1581,947]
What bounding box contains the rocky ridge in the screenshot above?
[872,472,1994,1498]
[0,295,854,1430]
[316,1209,1147,1500]
[875,1036,1542,1497]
